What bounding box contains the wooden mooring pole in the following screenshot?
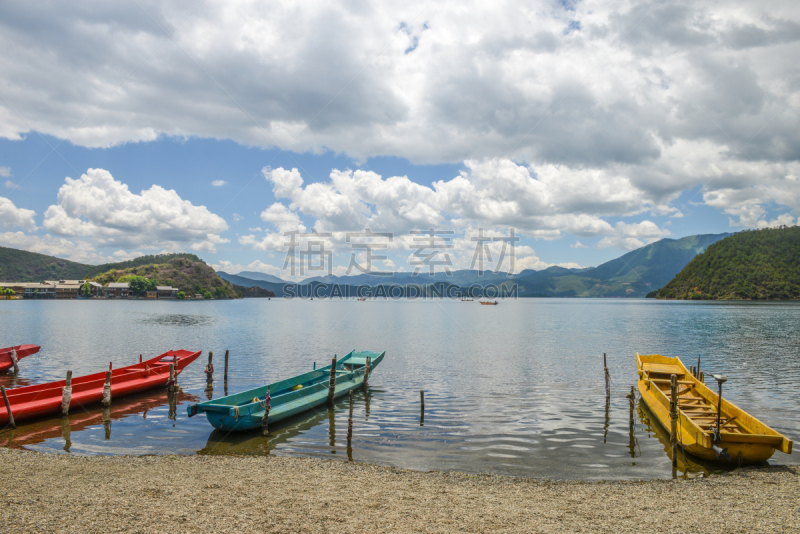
[603,353,610,397]
[261,387,271,436]
[101,369,112,407]
[420,389,425,426]
[61,370,73,416]
[346,390,354,446]
[205,351,214,387]
[224,349,229,383]
[1,386,15,428]
[363,356,371,393]
[327,357,337,406]
[167,364,176,394]
[669,374,678,467]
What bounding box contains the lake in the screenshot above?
[1,298,798,480]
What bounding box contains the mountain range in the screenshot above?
[218,232,732,298]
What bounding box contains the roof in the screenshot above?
[0,283,26,287]
[156,286,177,291]
[45,280,86,285]
[107,283,130,289]
[56,284,81,289]
[88,282,103,287]
[25,283,54,289]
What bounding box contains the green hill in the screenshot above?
[0,247,202,282]
[514,233,730,297]
[91,257,239,299]
[656,226,800,300]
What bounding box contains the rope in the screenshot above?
[61,385,72,415]
[101,382,111,406]
[9,349,18,374]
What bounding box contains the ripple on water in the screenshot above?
[1,299,799,480]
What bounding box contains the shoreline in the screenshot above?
[2,449,797,533]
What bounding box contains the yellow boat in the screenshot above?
[637,353,792,464]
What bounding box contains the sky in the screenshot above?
[0,0,798,280]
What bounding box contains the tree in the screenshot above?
[177,291,185,300]
[203,290,213,300]
[122,275,157,297]
[82,282,91,297]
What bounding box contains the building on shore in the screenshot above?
[0,280,180,300]
[23,283,56,299]
[105,282,130,298]
[156,286,179,298]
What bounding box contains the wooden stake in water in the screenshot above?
[61,370,73,416]
[205,351,214,387]
[261,387,271,436]
[363,356,371,393]
[346,390,354,446]
[603,353,610,397]
[9,348,18,374]
[1,386,15,428]
[327,357,337,406]
[101,370,112,407]
[167,364,176,394]
[696,355,701,378]
[670,374,678,467]
[224,349,229,383]
[420,390,425,426]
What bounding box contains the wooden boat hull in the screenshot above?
[0,350,201,425]
[189,350,384,432]
[0,345,40,372]
[637,353,792,465]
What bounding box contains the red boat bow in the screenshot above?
[0,345,40,372]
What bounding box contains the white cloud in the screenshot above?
[4,180,19,190]
[1,1,798,249]
[211,180,227,187]
[571,241,588,249]
[597,221,671,250]
[0,232,110,264]
[211,259,286,277]
[0,196,36,232]
[43,168,229,252]
[0,167,11,178]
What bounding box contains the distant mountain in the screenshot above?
[217,272,287,295]
[235,271,287,284]
[657,227,800,300]
[0,247,202,283]
[514,233,731,297]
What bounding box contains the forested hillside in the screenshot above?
[91,257,239,299]
[0,247,201,282]
[657,226,800,300]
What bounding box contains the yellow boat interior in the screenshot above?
[636,353,792,464]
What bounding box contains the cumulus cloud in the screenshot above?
[1,0,798,247]
[0,196,36,232]
[42,168,229,252]
[211,180,226,186]
[0,167,10,177]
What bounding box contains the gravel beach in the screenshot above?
[1,448,797,533]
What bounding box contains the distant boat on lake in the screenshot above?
[479,300,498,305]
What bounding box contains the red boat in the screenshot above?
[0,345,41,372]
[0,350,201,425]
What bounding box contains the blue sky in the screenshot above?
[0,1,798,279]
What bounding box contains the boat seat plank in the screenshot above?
[649,379,695,385]
[643,364,685,375]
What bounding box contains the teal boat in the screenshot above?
[187,350,384,432]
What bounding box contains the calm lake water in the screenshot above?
[1,298,798,480]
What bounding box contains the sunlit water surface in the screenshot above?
[1,298,798,480]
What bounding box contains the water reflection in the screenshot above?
[637,402,724,478]
[2,391,199,450]
[0,299,797,479]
